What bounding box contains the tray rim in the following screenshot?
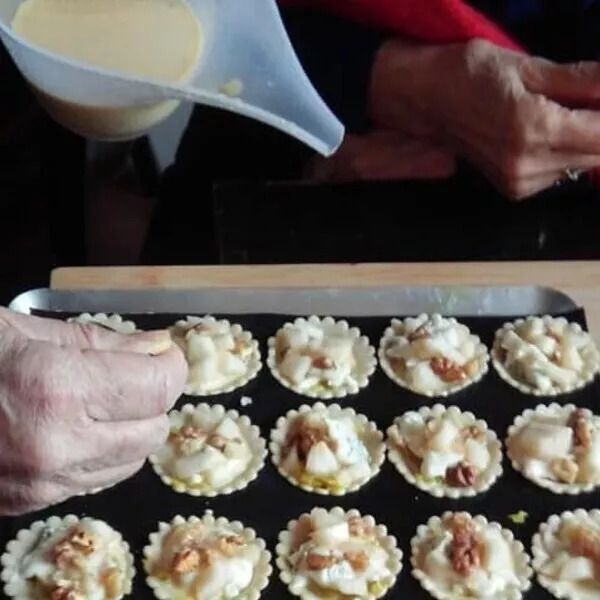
[7,285,579,318]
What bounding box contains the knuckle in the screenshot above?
[74,322,101,346]
[463,38,494,61]
[506,96,551,152]
[570,60,599,79]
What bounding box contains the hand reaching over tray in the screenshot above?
[0,307,187,516]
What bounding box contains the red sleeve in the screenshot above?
[279,0,524,52]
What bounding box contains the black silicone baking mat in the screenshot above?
[2,308,599,600]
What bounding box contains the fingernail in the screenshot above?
[126,330,173,355]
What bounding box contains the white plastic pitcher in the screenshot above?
[0,0,344,155]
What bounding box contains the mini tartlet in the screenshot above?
[532,509,600,600]
[270,403,385,495]
[506,403,600,495]
[492,316,599,396]
[170,315,261,396]
[149,403,266,497]
[411,512,532,600]
[267,316,376,399]
[276,506,402,600]
[143,513,272,600]
[67,312,137,334]
[378,314,489,397]
[0,514,134,599]
[386,405,503,498]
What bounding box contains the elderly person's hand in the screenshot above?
[369,38,600,199]
[305,129,456,182]
[0,308,187,515]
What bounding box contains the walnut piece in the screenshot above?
[171,548,212,574]
[181,425,205,439]
[348,516,373,538]
[448,515,483,577]
[233,338,248,355]
[311,355,333,370]
[408,325,430,341]
[215,534,245,557]
[306,552,337,570]
[207,433,227,452]
[446,462,477,487]
[461,425,485,442]
[430,357,467,383]
[100,567,121,598]
[568,410,593,449]
[389,357,406,374]
[50,587,81,600]
[566,525,600,563]
[51,528,95,568]
[551,458,579,484]
[68,530,95,554]
[284,417,331,461]
[344,550,369,572]
[170,426,207,455]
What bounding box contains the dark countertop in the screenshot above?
[153,173,600,265]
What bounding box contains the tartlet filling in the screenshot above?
[18,521,129,600]
[538,516,600,588]
[286,512,392,598]
[508,407,600,486]
[417,514,520,597]
[388,412,491,488]
[279,412,373,493]
[149,521,261,598]
[171,318,254,393]
[275,322,357,392]
[495,317,595,393]
[156,415,252,490]
[383,315,481,394]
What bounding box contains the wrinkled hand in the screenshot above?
[0,308,187,515]
[370,38,600,199]
[305,130,456,182]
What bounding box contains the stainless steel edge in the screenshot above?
[8,285,578,317]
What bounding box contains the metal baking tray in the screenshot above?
[8,285,578,316]
[1,284,594,600]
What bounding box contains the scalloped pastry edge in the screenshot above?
[266,315,376,400]
[269,402,385,496]
[170,315,262,397]
[387,404,503,498]
[142,513,272,600]
[491,316,599,397]
[378,314,489,398]
[531,508,600,600]
[275,505,402,600]
[410,511,532,600]
[149,403,267,497]
[506,403,600,495]
[1,514,135,599]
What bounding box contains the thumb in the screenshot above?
[0,307,172,355]
[520,57,600,106]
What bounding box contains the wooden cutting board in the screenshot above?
[51,261,600,337]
